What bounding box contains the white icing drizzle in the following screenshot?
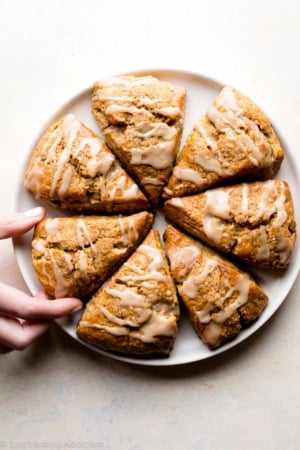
[108,175,138,201]
[85,145,115,178]
[277,232,294,265]
[201,181,292,265]
[105,103,149,117]
[79,312,176,343]
[76,219,95,252]
[44,218,59,236]
[50,114,80,196]
[119,244,169,287]
[128,218,139,244]
[212,274,250,323]
[206,189,231,218]
[27,113,119,199]
[173,167,204,185]
[197,302,215,324]
[118,217,139,246]
[163,187,174,196]
[94,78,182,171]
[256,180,287,227]
[130,312,177,343]
[191,272,251,347]
[197,122,217,150]
[241,183,249,213]
[104,287,148,308]
[133,122,177,140]
[33,217,98,297]
[40,260,54,290]
[50,253,70,298]
[180,258,218,299]
[194,153,234,177]
[120,269,166,286]
[192,119,236,177]
[273,184,288,227]
[130,141,175,169]
[142,177,164,186]
[203,86,273,171]
[32,239,46,254]
[98,304,151,327]
[202,322,222,347]
[167,245,201,278]
[169,197,184,208]
[81,236,178,344]
[202,189,231,244]
[79,321,128,337]
[138,245,164,272]
[77,252,88,281]
[255,227,270,261]
[59,166,73,197]
[156,107,182,118]
[24,127,63,197]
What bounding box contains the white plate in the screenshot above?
[13,69,300,366]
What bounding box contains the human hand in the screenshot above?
[0,207,82,353]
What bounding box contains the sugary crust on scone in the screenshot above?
[32,212,154,299]
[164,86,284,199]
[92,75,186,205]
[76,229,179,356]
[24,114,150,213]
[164,225,268,348]
[164,180,296,269]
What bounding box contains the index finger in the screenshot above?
[0,282,82,321]
[0,207,45,239]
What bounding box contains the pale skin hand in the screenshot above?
[0,207,82,353]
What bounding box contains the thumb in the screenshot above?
[0,207,46,239]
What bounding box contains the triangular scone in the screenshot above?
[164,180,296,269]
[32,212,154,299]
[164,86,284,198]
[77,229,180,356]
[164,225,268,349]
[92,75,186,206]
[24,114,149,213]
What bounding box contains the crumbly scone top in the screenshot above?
[165,86,284,196]
[24,113,149,211]
[166,180,296,268]
[164,225,268,348]
[78,230,179,346]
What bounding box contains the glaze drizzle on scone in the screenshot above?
[92,75,186,205]
[164,180,296,269]
[164,86,284,198]
[32,212,153,298]
[77,229,179,356]
[24,114,149,213]
[164,225,268,348]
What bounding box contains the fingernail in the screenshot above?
[72,303,83,312]
[24,207,44,218]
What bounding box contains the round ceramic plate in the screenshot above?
[13,69,300,366]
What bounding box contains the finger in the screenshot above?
[0,315,51,351]
[0,282,83,320]
[0,207,46,239]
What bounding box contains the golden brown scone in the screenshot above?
[164,180,296,269]
[92,75,186,206]
[164,86,284,199]
[32,211,154,299]
[24,114,149,213]
[164,225,268,349]
[77,229,180,356]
